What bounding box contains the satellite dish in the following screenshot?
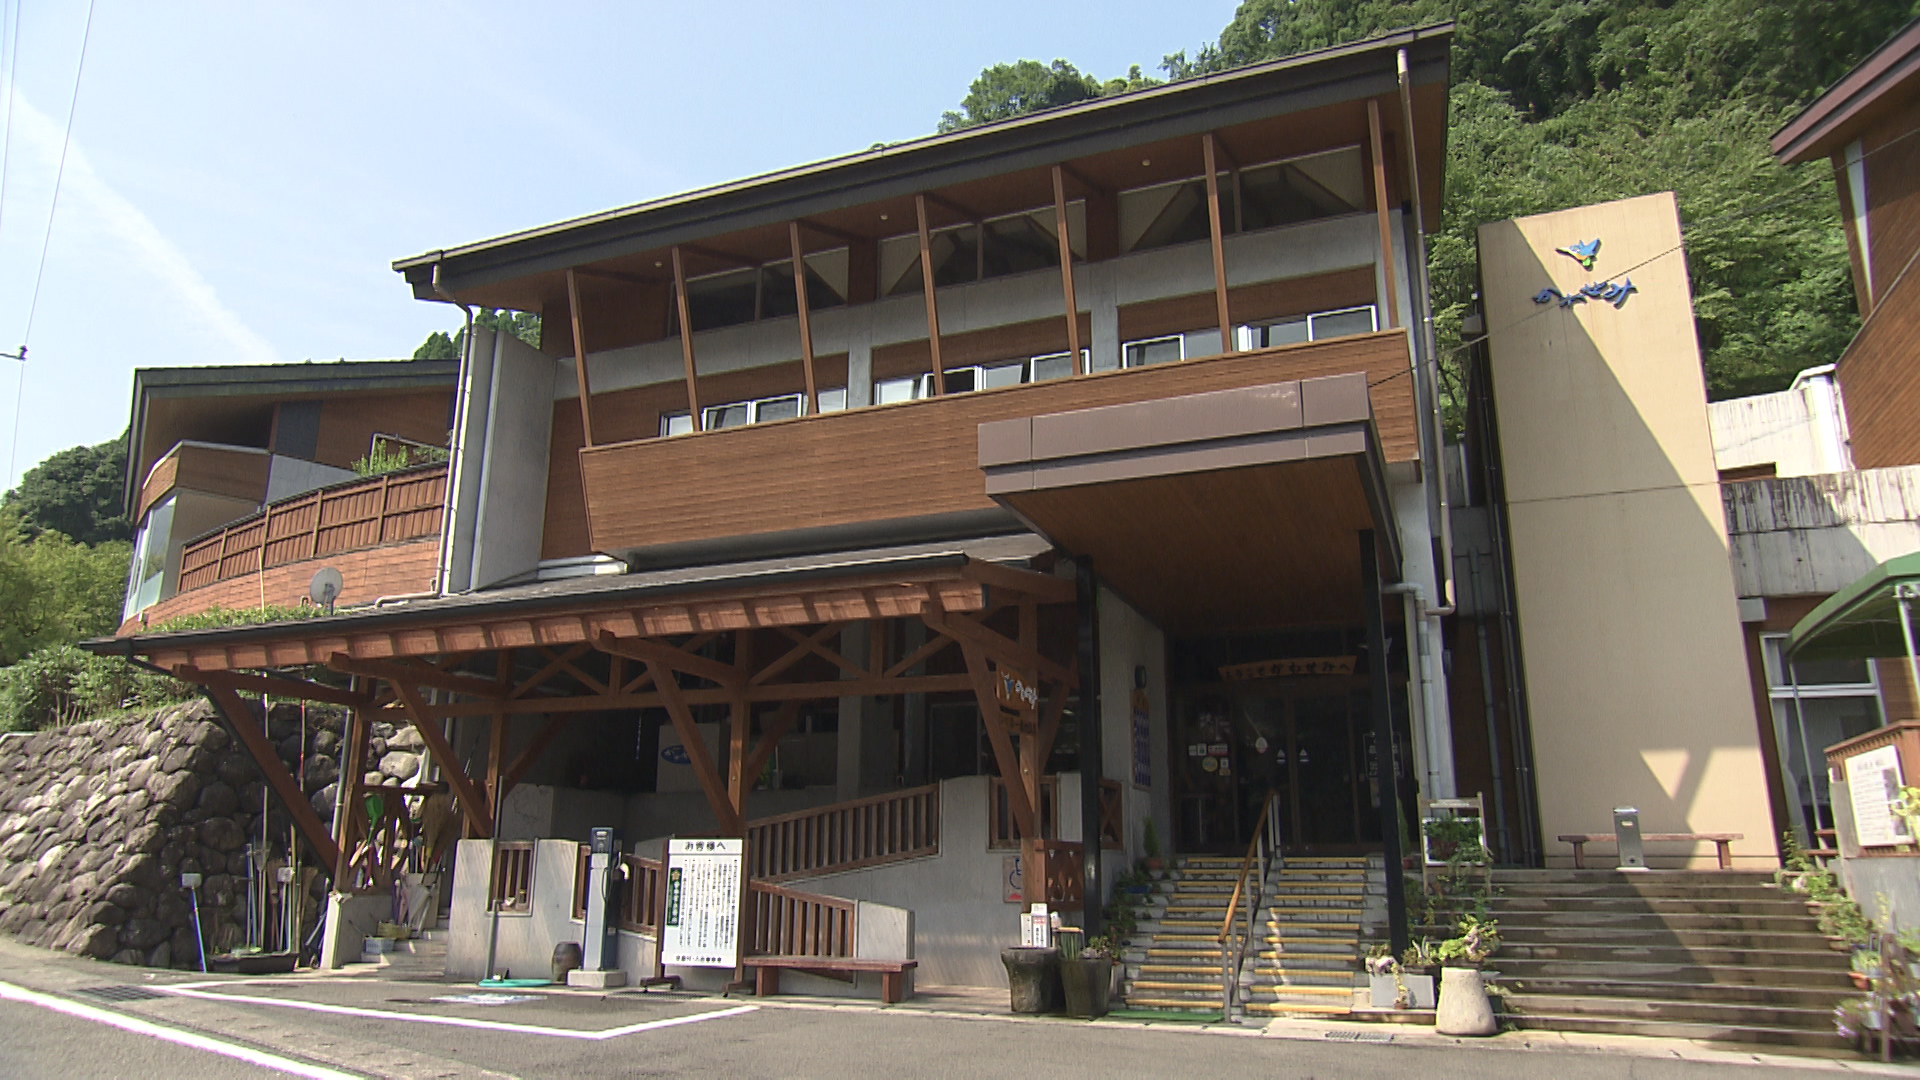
[309,567,344,613]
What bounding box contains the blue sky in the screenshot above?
[0,0,1238,488]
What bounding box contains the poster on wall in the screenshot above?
[1131,688,1152,788]
[661,838,745,968]
[1846,747,1910,849]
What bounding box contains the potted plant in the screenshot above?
[1395,939,1439,1009]
[1434,915,1502,1037]
[1423,817,1484,864]
[1852,949,1883,991]
[1060,929,1119,1018]
[1142,819,1165,876]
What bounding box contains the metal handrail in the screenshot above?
[1215,790,1284,1021]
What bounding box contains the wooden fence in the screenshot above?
[489,841,534,912]
[747,880,858,958]
[176,463,447,593]
[746,784,939,881]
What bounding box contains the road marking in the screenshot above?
[161,985,758,1040]
[0,979,362,1080]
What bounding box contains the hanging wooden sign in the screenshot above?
[1218,655,1356,681]
[995,669,1039,720]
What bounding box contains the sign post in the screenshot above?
[661,838,746,970]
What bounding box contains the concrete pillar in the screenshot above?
[836,624,868,801]
[846,308,874,407]
[1086,263,1120,372]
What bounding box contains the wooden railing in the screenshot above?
[747,879,857,959]
[989,776,1124,850]
[746,784,939,881]
[1024,839,1085,909]
[1217,789,1283,1018]
[490,841,534,912]
[176,463,447,593]
[572,846,666,934]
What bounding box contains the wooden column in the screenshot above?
[335,705,371,882]
[392,680,493,839]
[649,659,743,834]
[914,194,946,395]
[727,631,754,822]
[1201,133,1234,353]
[1050,166,1084,375]
[670,247,703,430]
[564,269,597,446]
[487,651,510,819]
[1367,99,1402,330]
[788,223,819,415]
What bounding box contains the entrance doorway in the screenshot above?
[1172,682,1382,855]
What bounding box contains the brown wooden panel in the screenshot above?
[542,402,591,560]
[1837,259,1920,467]
[580,331,1413,557]
[139,444,271,521]
[130,537,440,632]
[1118,266,1376,342]
[311,391,454,471]
[1866,107,1920,310]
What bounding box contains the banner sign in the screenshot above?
[1847,746,1910,848]
[1219,656,1356,681]
[661,838,745,968]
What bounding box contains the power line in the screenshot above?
[23,0,95,346]
[0,0,20,248]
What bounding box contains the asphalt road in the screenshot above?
[0,938,1880,1080]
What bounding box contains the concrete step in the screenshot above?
[1244,969,1354,987]
[1244,999,1353,1016]
[1501,974,1853,1009]
[1501,1011,1848,1051]
[1503,994,1844,1040]
[1495,957,1853,988]
[1494,926,1831,951]
[1495,895,1817,917]
[1494,881,1795,902]
[1488,912,1821,934]
[1244,983,1354,998]
[1496,942,1849,969]
[1491,870,1774,886]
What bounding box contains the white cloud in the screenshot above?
[6,95,275,364]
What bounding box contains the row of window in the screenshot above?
[671,145,1369,337]
[657,302,1377,436]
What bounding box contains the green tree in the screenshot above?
[413,330,458,360]
[0,515,130,665]
[0,432,130,544]
[414,308,542,360]
[939,61,1159,133]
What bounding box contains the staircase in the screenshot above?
[1487,870,1853,1050]
[1121,854,1373,1019]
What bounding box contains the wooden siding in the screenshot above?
[1865,105,1920,313]
[175,465,447,593]
[579,330,1414,557]
[310,390,454,472]
[125,537,440,633]
[1837,260,1920,468]
[138,444,270,522]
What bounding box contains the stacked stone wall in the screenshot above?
[0,698,366,968]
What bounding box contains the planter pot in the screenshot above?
[1001,947,1062,1014]
[1435,967,1498,1036]
[1828,937,1855,953]
[551,941,583,983]
[1144,857,1164,872]
[1060,957,1114,1018]
[1851,971,1872,990]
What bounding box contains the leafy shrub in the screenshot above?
[0,645,194,732]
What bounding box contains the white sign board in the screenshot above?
[1847,746,1911,849]
[661,838,745,968]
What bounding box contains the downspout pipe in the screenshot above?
[431,258,474,598]
[1384,581,1456,800]
[1396,48,1456,618]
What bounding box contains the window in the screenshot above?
[874,376,920,406]
[1238,305,1378,350]
[1123,335,1183,368]
[1762,633,1885,839]
[877,204,1085,296]
[903,350,1089,398]
[122,496,177,620]
[661,389,841,437]
[669,249,850,334]
[1118,145,1366,255]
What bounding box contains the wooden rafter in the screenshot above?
[419,673,976,720]
[336,706,372,875]
[185,668,368,709]
[648,660,742,834]
[959,641,1036,837]
[774,624,867,680]
[740,701,799,792]
[389,680,493,839]
[200,679,342,871]
[882,629,955,679]
[960,560,1076,605]
[507,642,595,700]
[749,622,844,687]
[597,631,742,688]
[922,609,1072,688]
[326,655,505,700]
[499,713,570,801]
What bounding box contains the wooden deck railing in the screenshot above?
[989,776,1123,850]
[572,846,666,934]
[176,463,447,593]
[746,784,939,882]
[747,879,857,959]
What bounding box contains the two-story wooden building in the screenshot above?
[95,26,1460,996]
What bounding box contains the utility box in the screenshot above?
[570,826,626,987]
[1613,806,1646,870]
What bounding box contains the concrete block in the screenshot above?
[566,969,627,989]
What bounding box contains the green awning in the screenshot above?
[1786,551,1920,662]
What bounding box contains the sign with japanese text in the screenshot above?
[995,670,1039,719]
[662,838,744,968]
[1218,656,1356,681]
[1847,747,1910,849]
[1131,688,1152,788]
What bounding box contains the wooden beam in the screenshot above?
[921,191,980,225]
[727,630,754,818]
[670,246,703,430]
[680,242,759,271]
[201,681,341,871]
[390,680,493,839]
[649,660,743,834]
[190,668,370,709]
[486,711,507,818]
[565,268,597,447]
[914,194,946,395]
[574,266,666,287]
[597,631,742,688]
[325,655,505,699]
[788,222,819,415]
[960,559,1077,605]
[794,217,864,247]
[416,672,980,720]
[1050,166,1084,375]
[1058,162,1108,199]
[922,609,1073,688]
[1034,669,1072,769]
[741,701,798,791]
[499,713,569,799]
[1367,98,1401,331]
[960,641,1035,837]
[882,630,955,679]
[507,642,595,700]
[749,622,844,687]
[336,705,371,874]
[1201,133,1233,354]
[774,624,867,680]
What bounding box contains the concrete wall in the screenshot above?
[1097,584,1169,864]
[469,331,557,590]
[1709,368,1853,479]
[1724,465,1920,599]
[1479,192,1776,868]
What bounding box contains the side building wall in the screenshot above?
[1479,192,1776,868]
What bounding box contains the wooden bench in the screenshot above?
[745,956,918,1004]
[1559,832,1742,869]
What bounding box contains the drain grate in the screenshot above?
[1322,1029,1393,1044]
[73,985,166,1003]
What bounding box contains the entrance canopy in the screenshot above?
[1787,551,1920,662]
[978,372,1401,633]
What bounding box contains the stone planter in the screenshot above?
[1435,967,1498,1036]
[1060,957,1114,1018]
[1001,946,1062,1013]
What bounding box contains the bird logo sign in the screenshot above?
[1555,238,1601,270]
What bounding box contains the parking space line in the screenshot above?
[159,986,758,1040]
[0,979,362,1080]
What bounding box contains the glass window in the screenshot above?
[1119,175,1233,254]
[703,402,751,430]
[759,253,849,318]
[980,361,1027,390]
[1237,146,1366,230]
[1029,352,1076,383]
[879,225,979,297]
[1242,317,1308,350]
[818,387,848,412]
[875,376,920,405]
[122,496,176,620]
[1762,637,1875,689]
[1123,335,1183,368]
[1309,306,1378,340]
[680,268,759,333]
[754,395,802,423]
[661,412,693,438]
[1761,632,1885,843]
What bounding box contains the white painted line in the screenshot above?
[160,985,758,1040]
[0,979,362,1080]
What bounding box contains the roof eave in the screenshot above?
[1773,16,1920,164]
